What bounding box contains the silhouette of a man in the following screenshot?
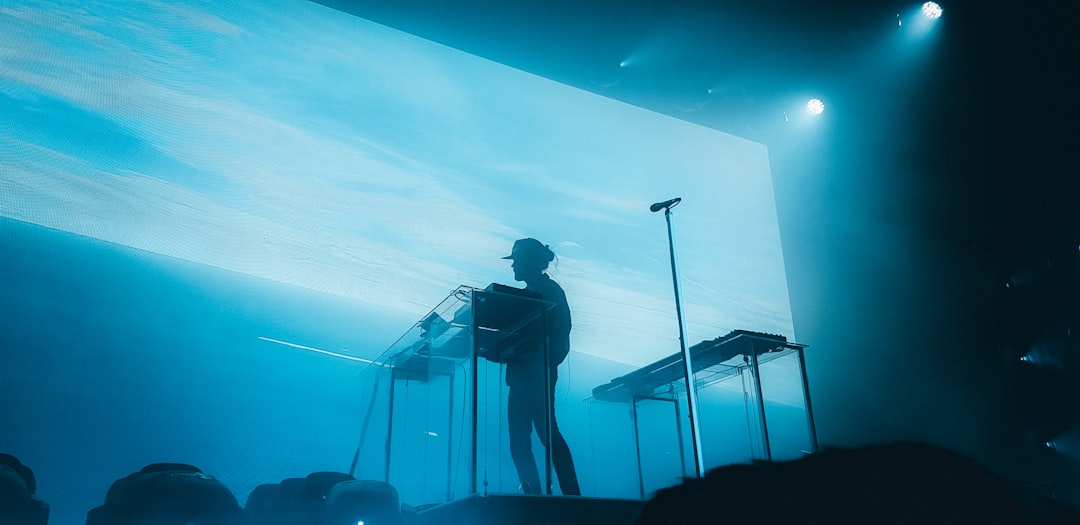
[501,238,580,496]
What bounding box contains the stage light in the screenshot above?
[894,2,944,45]
[807,99,825,115]
[922,2,943,19]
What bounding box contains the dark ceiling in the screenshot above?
[312,0,921,139]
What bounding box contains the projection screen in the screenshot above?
[0,0,794,521]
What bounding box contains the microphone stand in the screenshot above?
[653,197,706,479]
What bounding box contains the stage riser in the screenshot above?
[413,495,644,525]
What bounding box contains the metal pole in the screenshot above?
[446,372,456,501]
[670,392,689,479]
[385,370,397,483]
[630,397,646,499]
[470,290,479,496]
[796,347,820,453]
[750,351,772,461]
[541,304,554,495]
[662,205,706,478]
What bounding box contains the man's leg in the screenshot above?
[533,381,581,496]
[548,428,580,496]
[507,386,541,493]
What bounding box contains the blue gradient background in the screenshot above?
[0,1,796,522]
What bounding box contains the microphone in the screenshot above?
[649,197,682,212]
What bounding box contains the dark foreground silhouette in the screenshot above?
[637,442,1080,525]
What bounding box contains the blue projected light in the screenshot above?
[0,0,794,368]
[0,0,797,521]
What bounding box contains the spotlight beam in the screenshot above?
[258,336,382,364]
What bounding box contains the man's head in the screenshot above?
[503,238,554,281]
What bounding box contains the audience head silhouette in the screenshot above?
[0,453,49,525]
[85,463,240,525]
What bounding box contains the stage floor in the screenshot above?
[412,494,646,525]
